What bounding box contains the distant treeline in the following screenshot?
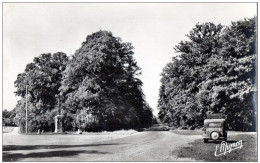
[158,17,256,131]
[13,31,153,133]
[3,109,16,126]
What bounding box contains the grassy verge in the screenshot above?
[3,129,138,135]
[173,133,257,161]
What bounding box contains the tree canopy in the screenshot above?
[60,31,152,131]
[158,18,256,131]
[14,52,69,132]
[13,31,153,132]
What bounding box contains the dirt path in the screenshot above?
[90,131,201,161]
[3,131,201,161]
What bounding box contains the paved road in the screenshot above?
[3,131,201,161]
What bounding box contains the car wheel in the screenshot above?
[211,132,220,140]
[204,139,208,143]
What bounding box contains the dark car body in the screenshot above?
[202,118,227,143]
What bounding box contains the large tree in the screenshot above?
[14,52,69,132]
[158,22,223,128]
[158,18,256,131]
[60,30,153,131]
[199,18,257,131]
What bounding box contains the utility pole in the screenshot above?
[26,85,28,134]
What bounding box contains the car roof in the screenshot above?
[204,119,226,123]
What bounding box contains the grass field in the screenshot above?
[172,131,257,162]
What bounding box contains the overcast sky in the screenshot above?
[3,3,257,115]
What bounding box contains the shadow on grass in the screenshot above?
[3,149,109,161]
[3,143,121,151]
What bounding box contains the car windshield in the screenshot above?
[208,123,221,127]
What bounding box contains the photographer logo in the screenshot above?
[215,140,243,156]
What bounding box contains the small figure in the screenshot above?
[76,129,82,134]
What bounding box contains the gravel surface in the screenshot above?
[3,131,201,161]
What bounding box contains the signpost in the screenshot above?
[26,85,28,134]
[54,96,64,133]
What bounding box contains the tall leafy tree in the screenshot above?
[14,52,68,132]
[158,18,256,131]
[60,30,152,131]
[200,18,256,130]
[158,23,223,128]
[195,18,256,131]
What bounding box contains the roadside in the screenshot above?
[172,131,257,162]
[3,129,139,146]
[3,126,19,134]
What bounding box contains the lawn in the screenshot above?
[172,132,257,162]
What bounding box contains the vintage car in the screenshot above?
[202,114,227,143]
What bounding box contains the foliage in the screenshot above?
[60,31,153,131]
[14,52,69,132]
[3,109,16,126]
[215,17,256,131]
[158,18,256,131]
[13,31,153,132]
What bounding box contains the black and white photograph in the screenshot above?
[2,2,257,162]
